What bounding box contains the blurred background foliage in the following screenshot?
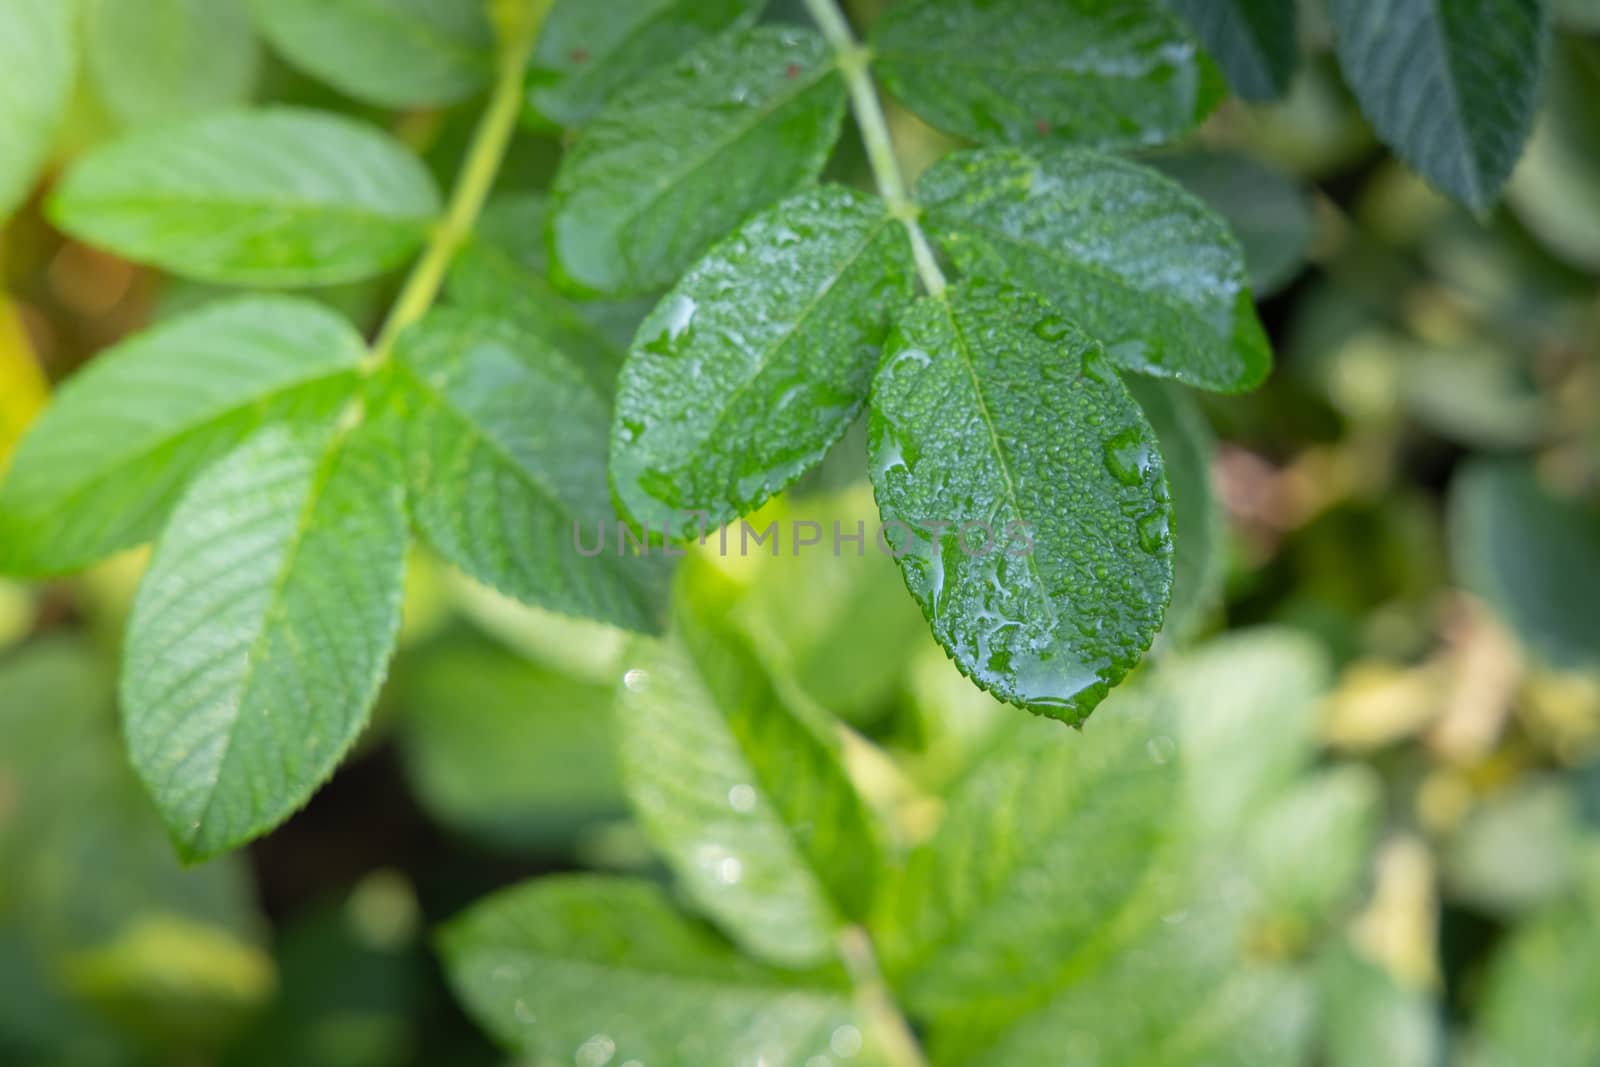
[2,0,1600,1065]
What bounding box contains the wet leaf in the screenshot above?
[610,185,914,538]
[919,147,1271,392]
[867,281,1174,723]
[870,0,1223,149]
[549,26,847,295]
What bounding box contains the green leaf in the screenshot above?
[0,297,365,577]
[1327,0,1551,211]
[1151,149,1316,297]
[528,0,763,128]
[1166,0,1299,101]
[918,147,1272,393]
[1126,377,1223,646]
[1473,890,1600,1067]
[394,634,626,851]
[875,630,1333,1065]
[439,876,864,1067]
[867,281,1174,723]
[615,568,880,967]
[447,193,632,396]
[0,0,75,220]
[610,185,914,538]
[869,0,1223,149]
[248,0,493,108]
[51,108,441,286]
[1318,944,1443,1067]
[1450,460,1600,672]
[549,25,847,295]
[84,0,259,127]
[122,419,409,860]
[393,309,671,633]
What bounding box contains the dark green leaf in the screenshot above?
[1450,460,1600,672]
[1126,377,1223,645]
[439,876,864,1066]
[0,0,75,219]
[615,566,880,966]
[610,185,914,538]
[85,0,259,126]
[549,26,846,295]
[248,0,493,108]
[393,309,671,633]
[1167,0,1299,101]
[51,108,441,286]
[122,419,408,860]
[1151,149,1316,297]
[919,147,1272,392]
[528,0,763,127]
[0,297,365,577]
[1327,0,1551,211]
[868,281,1174,723]
[869,0,1223,149]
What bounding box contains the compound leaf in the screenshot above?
[528,0,763,127]
[615,568,880,967]
[919,146,1271,392]
[394,309,671,633]
[440,876,865,1067]
[0,297,365,577]
[1327,0,1550,211]
[85,0,259,127]
[248,0,493,108]
[867,281,1174,723]
[1450,460,1600,672]
[610,185,914,538]
[549,25,846,296]
[869,0,1223,149]
[0,0,76,220]
[51,108,440,286]
[1166,0,1299,101]
[122,419,408,861]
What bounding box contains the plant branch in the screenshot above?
[365,0,552,368]
[839,925,931,1067]
[802,0,947,296]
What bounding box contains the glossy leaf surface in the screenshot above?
[549,26,846,295]
[867,281,1174,723]
[919,147,1271,392]
[610,185,913,537]
[870,0,1223,149]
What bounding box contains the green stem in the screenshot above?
[364,0,552,369]
[839,925,931,1067]
[802,0,947,296]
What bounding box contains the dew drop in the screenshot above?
[718,856,743,885]
[1136,510,1170,555]
[830,1025,864,1058]
[576,1034,616,1067]
[622,668,648,692]
[1031,315,1071,342]
[728,783,757,812]
[1146,735,1177,764]
[1102,427,1151,487]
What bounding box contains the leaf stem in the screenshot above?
[364,0,552,369]
[802,0,947,296]
[839,925,931,1067]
